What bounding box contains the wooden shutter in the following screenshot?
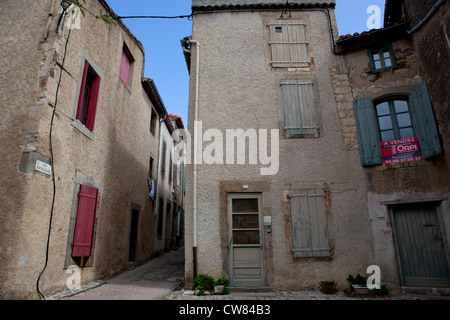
[120,50,131,85]
[85,75,100,131]
[269,21,309,68]
[72,185,98,257]
[76,61,89,120]
[290,189,330,258]
[281,79,318,135]
[410,81,442,159]
[354,98,383,166]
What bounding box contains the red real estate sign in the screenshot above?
[380,137,423,164]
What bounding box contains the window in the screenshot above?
[281,79,318,136]
[76,61,101,131]
[375,100,415,142]
[161,141,167,177]
[120,44,134,87]
[354,81,442,166]
[72,185,99,257]
[268,20,310,68]
[369,45,396,72]
[150,109,157,135]
[290,189,330,258]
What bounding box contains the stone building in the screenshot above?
[182,0,449,292]
[0,0,171,299]
[336,0,450,288]
[182,0,378,291]
[155,113,186,252]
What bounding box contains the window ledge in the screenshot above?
[71,120,95,140]
[376,159,435,171]
[368,65,401,74]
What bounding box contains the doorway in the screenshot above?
[128,209,139,262]
[390,202,450,287]
[227,193,265,287]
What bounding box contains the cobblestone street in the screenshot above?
[49,247,450,301]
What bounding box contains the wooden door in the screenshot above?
[227,194,265,288]
[391,203,450,287]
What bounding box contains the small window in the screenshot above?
[281,79,318,136]
[369,45,396,72]
[150,109,157,135]
[120,44,134,87]
[161,141,167,177]
[375,99,415,142]
[268,20,310,68]
[290,189,330,258]
[76,61,101,131]
[72,185,99,258]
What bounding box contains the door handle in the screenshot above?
[227,237,233,251]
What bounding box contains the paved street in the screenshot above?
[50,247,450,301]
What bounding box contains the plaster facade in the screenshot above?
[183,0,376,291]
[0,0,167,299]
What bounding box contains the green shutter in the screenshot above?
[282,79,318,135]
[410,81,442,159]
[354,98,383,166]
[290,189,330,258]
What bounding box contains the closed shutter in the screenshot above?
[269,21,309,68]
[281,79,318,135]
[410,81,442,159]
[290,189,330,258]
[72,185,98,257]
[354,98,383,166]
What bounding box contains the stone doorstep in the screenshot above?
[400,286,450,297]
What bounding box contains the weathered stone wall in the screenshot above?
[0,0,161,299]
[339,33,450,287]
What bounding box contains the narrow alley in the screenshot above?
[55,248,185,300]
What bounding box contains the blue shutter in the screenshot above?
[354,98,382,166]
[410,81,442,159]
[290,189,330,258]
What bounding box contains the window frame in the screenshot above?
[369,44,397,72]
[289,189,331,259]
[72,52,103,140]
[268,20,310,68]
[353,81,442,166]
[120,43,134,88]
[281,78,319,137]
[374,98,417,142]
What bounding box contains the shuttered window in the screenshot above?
[281,79,318,135]
[120,49,131,85]
[76,61,101,131]
[290,189,330,258]
[410,81,442,158]
[72,185,99,257]
[269,20,309,68]
[354,81,442,166]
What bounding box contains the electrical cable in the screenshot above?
[117,14,192,20]
[36,9,73,300]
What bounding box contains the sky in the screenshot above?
[106,0,386,127]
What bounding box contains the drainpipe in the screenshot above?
[189,39,200,281]
[407,0,445,34]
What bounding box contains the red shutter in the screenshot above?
[72,185,98,257]
[76,61,89,119]
[85,76,100,131]
[120,50,130,85]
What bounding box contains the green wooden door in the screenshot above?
[227,194,265,288]
[391,203,450,287]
